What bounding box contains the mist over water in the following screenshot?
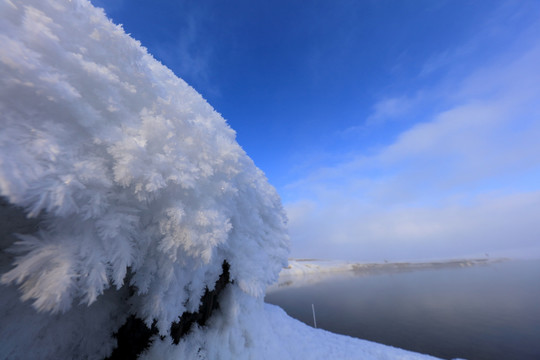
[266,259,540,360]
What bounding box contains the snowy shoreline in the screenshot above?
[269,257,509,290]
[285,257,508,275]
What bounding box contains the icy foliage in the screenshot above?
[0,0,287,357]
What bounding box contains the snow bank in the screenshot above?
[0,1,439,359]
[283,259,357,276]
[280,258,504,278]
[270,258,505,290]
[142,286,440,360]
[267,259,360,291]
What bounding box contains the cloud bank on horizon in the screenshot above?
[95,0,540,262]
[285,5,540,261]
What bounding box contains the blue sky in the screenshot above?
[95,0,540,262]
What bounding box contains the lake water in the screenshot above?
[265,259,540,360]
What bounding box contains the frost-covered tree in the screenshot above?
[0,0,288,358]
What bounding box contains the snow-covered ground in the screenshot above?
[142,286,442,360]
[282,257,503,277]
[1,1,443,359]
[270,257,506,290]
[284,258,358,276]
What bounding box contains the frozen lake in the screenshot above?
[265,259,540,360]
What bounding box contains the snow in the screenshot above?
[142,286,441,360]
[280,257,504,278]
[283,258,358,276]
[270,258,505,291]
[1,1,440,359]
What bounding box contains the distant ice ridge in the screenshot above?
[1,1,437,359]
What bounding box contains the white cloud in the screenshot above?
[365,96,416,126]
[284,26,540,262]
[287,190,540,262]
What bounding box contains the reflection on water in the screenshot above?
[265,259,540,360]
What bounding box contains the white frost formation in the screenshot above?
[0,1,441,359]
[1,0,287,357]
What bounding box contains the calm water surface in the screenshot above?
[265,260,540,360]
